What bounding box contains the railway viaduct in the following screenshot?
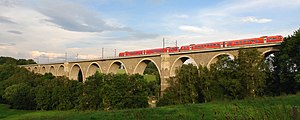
[21,43,280,92]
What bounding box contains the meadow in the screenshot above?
[0,94,299,120]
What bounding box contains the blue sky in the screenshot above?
[0,0,299,63]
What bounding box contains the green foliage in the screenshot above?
[77,72,106,110]
[236,48,266,98]
[0,56,36,65]
[0,65,38,103]
[35,77,82,110]
[16,59,36,65]
[144,62,161,98]
[144,62,157,75]
[0,64,24,81]
[159,48,268,106]
[0,62,150,111]
[198,65,214,102]
[209,55,242,100]
[147,80,160,97]
[272,28,300,94]
[79,72,149,110]
[2,83,36,110]
[0,57,17,65]
[158,64,203,106]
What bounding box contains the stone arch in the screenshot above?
[49,66,55,76]
[86,62,102,78]
[33,66,38,73]
[133,58,161,76]
[57,65,65,76]
[262,49,279,58]
[40,66,46,74]
[27,67,31,71]
[207,53,235,68]
[69,64,84,82]
[107,60,128,74]
[262,49,280,71]
[170,55,198,77]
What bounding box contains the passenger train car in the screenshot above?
[119,35,283,57]
[119,47,179,57]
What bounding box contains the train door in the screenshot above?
[189,44,194,50]
[263,37,267,43]
[223,42,226,47]
[167,47,170,53]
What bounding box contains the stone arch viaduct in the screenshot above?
[21,43,280,92]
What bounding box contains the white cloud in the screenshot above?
[30,50,101,63]
[31,51,64,59]
[178,25,214,34]
[241,16,272,23]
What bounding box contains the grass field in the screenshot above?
[143,74,156,82]
[117,69,157,82]
[0,95,299,120]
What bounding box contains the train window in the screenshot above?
[268,38,272,40]
[236,42,239,44]
[251,40,254,42]
[273,38,277,40]
[256,40,259,42]
[244,40,247,43]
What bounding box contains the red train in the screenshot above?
[119,35,283,57]
[119,47,179,57]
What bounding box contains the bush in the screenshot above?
[2,83,36,109]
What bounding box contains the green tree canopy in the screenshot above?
[0,56,36,65]
[273,28,300,94]
[158,64,203,106]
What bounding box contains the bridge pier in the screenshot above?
[160,53,171,94]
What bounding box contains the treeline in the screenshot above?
[0,64,150,110]
[158,28,300,106]
[0,56,36,65]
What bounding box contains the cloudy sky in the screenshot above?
[0,0,299,63]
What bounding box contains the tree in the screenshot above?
[77,71,105,110]
[17,59,36,65]
[198,65,213,102]
[0,56,17,65]
[103,74,149,109]
[0,66,38,103]
[210,55,243,100]
[0,56,36,65]
[35,77,81,110]
[236,48,266,98]
[2,83,36,109]
[78,72,149,110]
[158,64,202,106]
[273,28,300,94]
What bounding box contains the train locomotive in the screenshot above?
[119,35,283,57]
